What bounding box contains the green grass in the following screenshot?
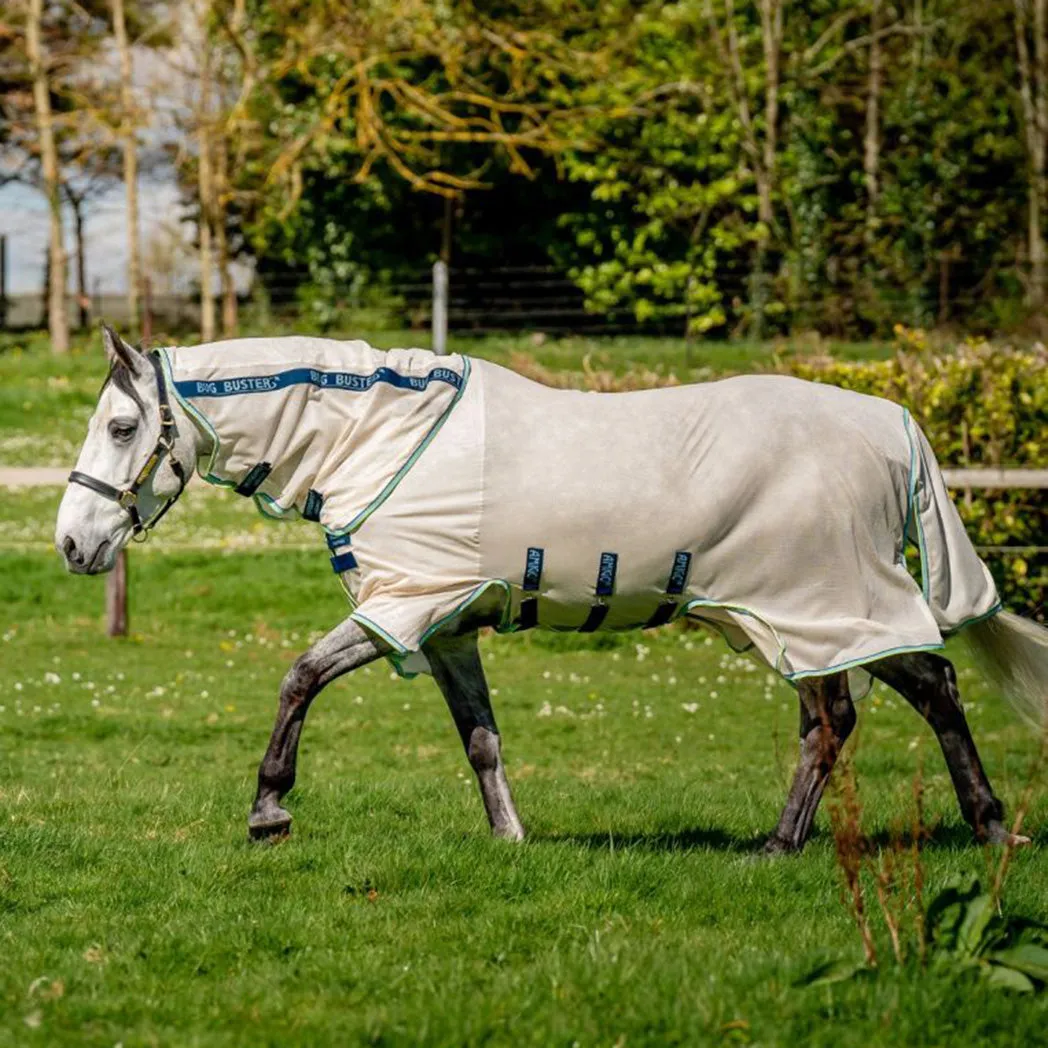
[0,330,893,466]
[1,489,1046,1045]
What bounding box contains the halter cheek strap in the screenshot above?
[68,351,187,540]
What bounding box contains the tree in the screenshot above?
[1014,0,1048,306]
[110,0,141,334]
[26,0,67,352]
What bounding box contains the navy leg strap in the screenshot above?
[516,547,544,630]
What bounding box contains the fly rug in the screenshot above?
[56,327,1048,852]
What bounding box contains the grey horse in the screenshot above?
[55,327,1046,851]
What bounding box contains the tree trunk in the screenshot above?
[112,0,141,335]
[1015,0,1047,306]
[198,10,216,343]
[1034,0,1047,306]
[754,0,783,338]
[27,0,69,353]
[215,131,237,336]
[864,0,883,233]
[72,196,89,329]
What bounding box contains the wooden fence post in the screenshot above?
[0,234,7,329]
[432,260,448,355]
[106,549,128,637]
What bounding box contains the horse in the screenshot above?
[55,325,1047,850]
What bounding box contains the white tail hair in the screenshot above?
[965,611,1048,729]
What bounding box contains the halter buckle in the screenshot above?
[118,489,137,510]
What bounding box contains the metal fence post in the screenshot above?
[432,260,448,355]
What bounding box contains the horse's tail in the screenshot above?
[964,611,1048,729]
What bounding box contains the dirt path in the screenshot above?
[0,467,69,487]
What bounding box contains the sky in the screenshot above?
[0,176,189,296]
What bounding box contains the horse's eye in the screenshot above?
[109,420,137,443]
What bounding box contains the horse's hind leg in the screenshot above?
[765,672,855,854]
[868,651,1029,846]
[425,633,525,841]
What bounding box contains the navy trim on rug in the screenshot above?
[174,365,462,399]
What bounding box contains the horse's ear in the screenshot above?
[101,323,142,375]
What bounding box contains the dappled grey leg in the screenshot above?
[425,633,525,841]
[248,618,386,840]
[765,672,856,854]
[869,651,1028,846]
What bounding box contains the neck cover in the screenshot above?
[162,337,467,532]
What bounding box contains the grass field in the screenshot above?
[1,486,1047,1046]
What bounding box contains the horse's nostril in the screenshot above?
[62,535,82,565]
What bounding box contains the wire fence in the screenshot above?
[2,255,1026,338]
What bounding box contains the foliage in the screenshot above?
[214,0,1044,336]
[796,874,1048,993]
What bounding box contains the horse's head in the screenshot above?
[55,325,195,574]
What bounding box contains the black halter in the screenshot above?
[68,351,187,540]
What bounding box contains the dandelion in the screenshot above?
[710,690,718,699]
[14,682,22,692]
[72,672,81,681]
[681,703,699,714]
[353,695,364,705]
[44,672,60,685]
[91,699,100,708]
[537,702,553,717]
[668,676,677,686]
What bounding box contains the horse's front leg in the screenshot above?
[425,632,525,841]
[248,618,387,840]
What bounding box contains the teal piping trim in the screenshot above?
[159,349,229,488]
[349,612,410,654]
[784,640,946,681]
[681,598,790,673]
[342,357,473,534]
[915,499,930,602]
[418,580,514,647]
[253,492,299,521]
[902,412,932,602]
[941,601,1003,638]
[900,407,918,565]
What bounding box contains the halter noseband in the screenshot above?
[68,351,187,540]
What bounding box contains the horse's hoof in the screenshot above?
[981,823,1032,848]
[492,822,526,842]
[762,834,798,857]
[248,807,292,842]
